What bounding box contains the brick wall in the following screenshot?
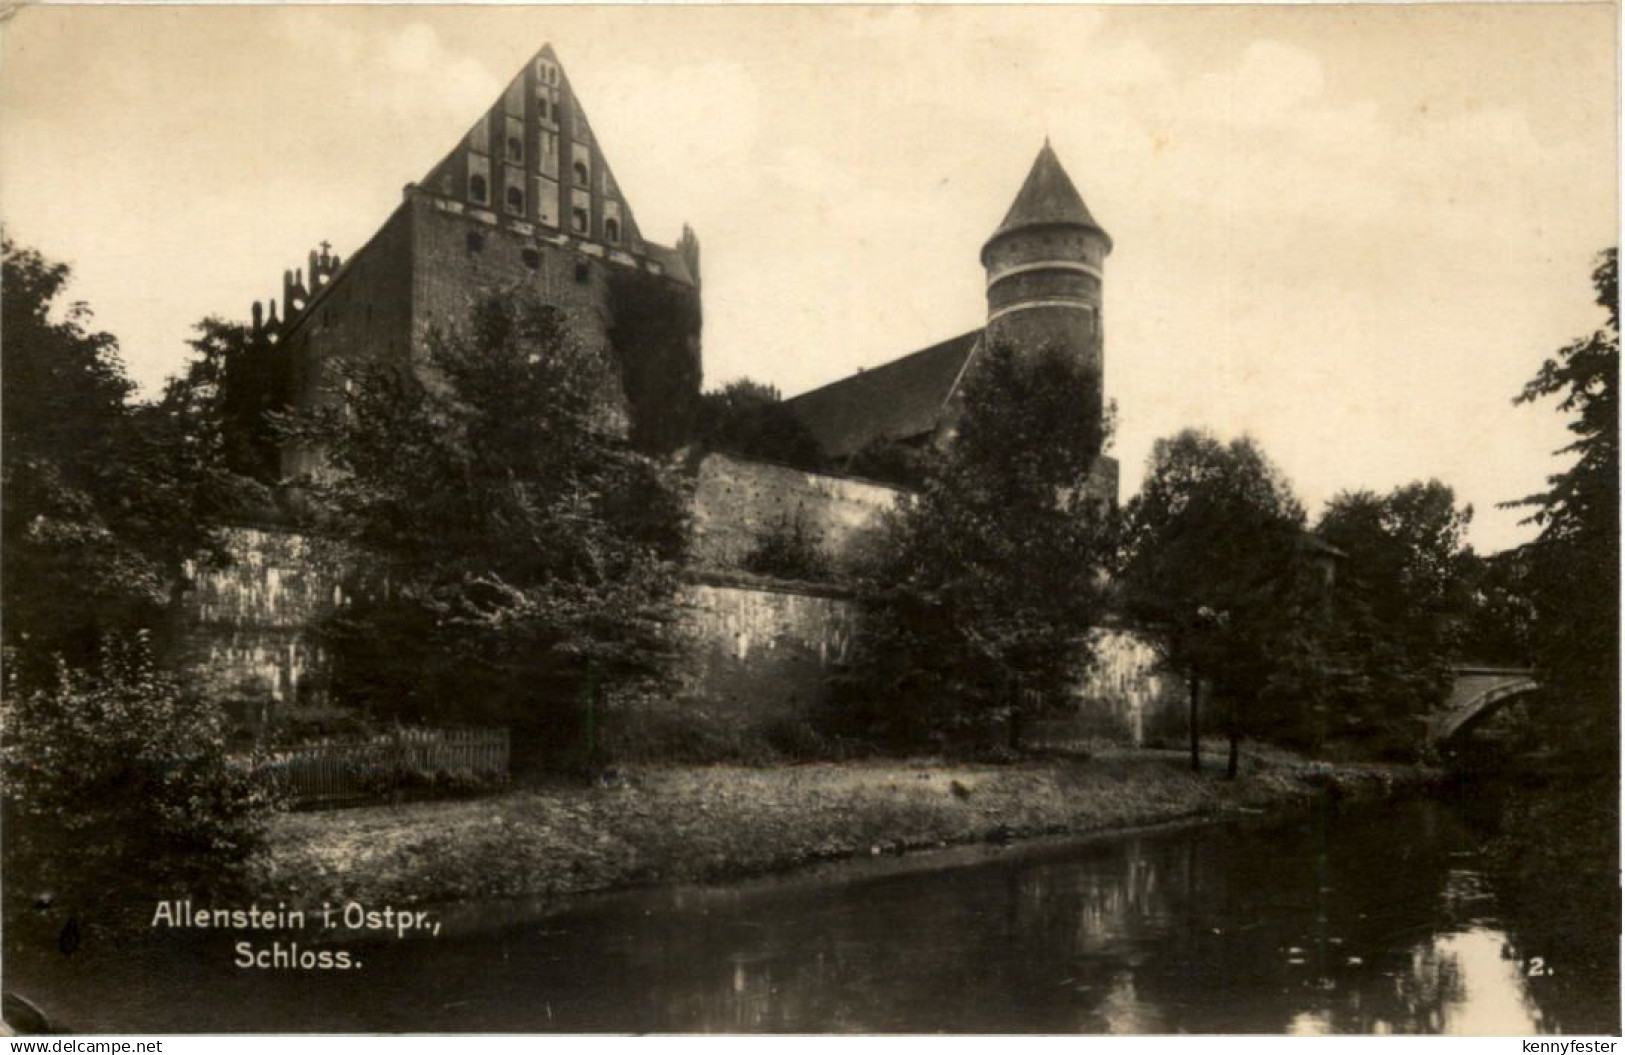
[675,577,861,723]
[170,526,350,728]
[689,452,905,578]
[408,193,702,435]
[173,519,1180,747]
[411,195,610,348]
[282,205,416,477]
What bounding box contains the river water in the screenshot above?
[7,791,1618,1034]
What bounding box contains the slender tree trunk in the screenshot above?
[1225,694,1241,780]
[1007,676,1023,752]
[1188,670,1201,772]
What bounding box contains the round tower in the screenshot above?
[980,140,1112,424]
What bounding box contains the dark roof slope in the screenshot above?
[785,330,981,459]
[985,141,1109,251]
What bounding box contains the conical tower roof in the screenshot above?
[984,140,1110,252]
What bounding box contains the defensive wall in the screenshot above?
[173,453,1182,746]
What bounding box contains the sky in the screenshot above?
[1,4,1616,553]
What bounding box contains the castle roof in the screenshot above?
[785,330,982,459]
[411,43,695,284]
[984,141,1110,254]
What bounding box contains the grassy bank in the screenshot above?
[253,746,1441,909]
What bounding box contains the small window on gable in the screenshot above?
[571,207,589,234]
[469,173,488,205]
[506,185,525,215]
[571,142,591,187]
[604,218,620,245]
[504,116,524,164]
[522,247,541,270]
[537,98,549,122]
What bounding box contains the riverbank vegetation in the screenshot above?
[1,242,281,929]
[254,748,1438,908]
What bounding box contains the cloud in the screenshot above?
[275,12,499,124]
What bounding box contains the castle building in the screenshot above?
[786,139,1118,503]
[252,43,704,476]
[193,43,1176,747]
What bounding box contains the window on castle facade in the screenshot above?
[504,117,524,163]
[571,188,590,235]
[468,155,490,205]
[571,142,591,187]
[604,218,620,244]
[504,166,526,216]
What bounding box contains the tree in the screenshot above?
[1315,481,1475,754]
[605,268,703,454]
[1118,430,1311,776]
[281,289,690,769]
[1457,548,1535,668]
[743,510,833,582]
[1,634,277,927]
[166,317,290,485]
[694,378,824,469]
[842,436,933,489]
[1506,247,1619,763]
[841,342,1116,749]
[1,240,252,683]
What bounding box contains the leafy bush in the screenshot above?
[1,635,279,922]
[3,241,268,688]
[839,342,1117,749]
[842,437,933,489]
[282,291,691,771]
[695,379,825,469]
[742,511,833,582]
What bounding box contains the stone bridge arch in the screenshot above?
[1428,667,1540,746]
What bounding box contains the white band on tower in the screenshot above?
[987,298,1097,323]
[985,259,1103,288]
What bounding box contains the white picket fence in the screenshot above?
[252,727,510,805]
